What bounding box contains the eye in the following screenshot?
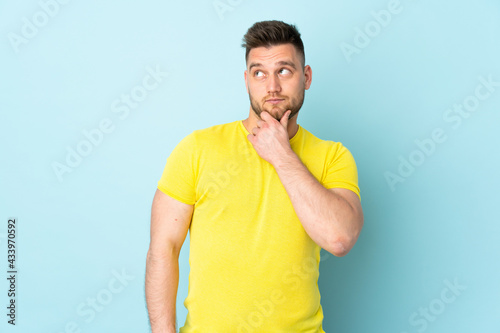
[254,70,265,77]
[279,68,292,75]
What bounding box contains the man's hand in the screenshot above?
[247,110,293,166]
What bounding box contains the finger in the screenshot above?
[247,133,253,141]
[251,127,260,135]
[280,110,291,128]
[260,111,272,122]
[256,119,263,128]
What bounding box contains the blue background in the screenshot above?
[1,0,499,332]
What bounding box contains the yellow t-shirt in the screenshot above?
[158,120,360,333]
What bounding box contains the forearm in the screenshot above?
[273,151,359,256]
[145,249,179,333]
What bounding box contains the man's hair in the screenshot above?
[241,20,305,67]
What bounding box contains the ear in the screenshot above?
[244,70,249,94]
[304,65,312,90]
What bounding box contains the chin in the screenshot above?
[268,107,287,119]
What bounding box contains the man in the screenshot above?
[145,20,363,332]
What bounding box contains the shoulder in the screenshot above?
[192,120,240,139]
[299,126,350,157]
[174,120,240,150]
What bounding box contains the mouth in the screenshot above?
[266,98,285,105]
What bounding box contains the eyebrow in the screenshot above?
[248,60,297,72]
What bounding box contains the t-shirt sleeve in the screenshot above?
[322,143,361,202]
[157,132,198,205]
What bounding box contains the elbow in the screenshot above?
[327,239,351,257]
[328,211,364,257]
[327,229,362,257]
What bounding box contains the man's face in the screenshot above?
[244,44,312,121]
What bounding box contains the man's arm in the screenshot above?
[271,155,363,257]
[146,189,193,333]
[247,111,363,257]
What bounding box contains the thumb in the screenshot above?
[280,110,291,128]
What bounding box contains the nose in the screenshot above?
[267,73,282,94]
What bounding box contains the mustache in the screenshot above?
[264,95,287,100]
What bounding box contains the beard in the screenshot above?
[248,87,305,121]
